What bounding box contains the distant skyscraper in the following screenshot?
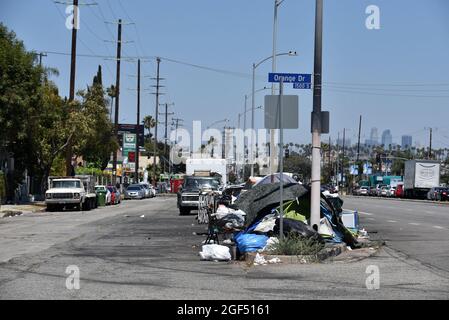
[402,135,413,149]
[382,130,393,147]
[370,127,378,144]
[365,127,379,146]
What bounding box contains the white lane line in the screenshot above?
[367,218,376,221]
[409,222,421,226]
[358,211,374,216]
[387,220,397,223]
[425,210,435,214]
[406,208,413,211]
[433,226,445,230]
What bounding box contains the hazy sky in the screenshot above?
[1,0,449,149]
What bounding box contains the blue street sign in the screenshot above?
[268,73,312,84]
[293,82,312,89]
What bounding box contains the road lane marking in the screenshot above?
[408,223,420,226]
[387,220,397,223]
[433,226,445,230]
[358,211,374,216]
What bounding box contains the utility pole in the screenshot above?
[310,0,323,231]
[341,128,346,189]
[429,127,433,160]
[135,59,141,183]
[38,52,47,67]
[65,0,79,176]
[151,58,164,186]
[357,115,362,163]
[159,102,174,174]
[112,19,122,185]
[243,95,248,180]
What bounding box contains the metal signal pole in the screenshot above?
[310,0,323,231]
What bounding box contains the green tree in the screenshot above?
[77,70,118,170]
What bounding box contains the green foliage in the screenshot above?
[76,81,118,170]
[0,23,117,194]
[0,170,6,201]
[267,233,324,256]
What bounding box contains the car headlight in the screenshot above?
[46,193,52,199]
[73,193,80,199]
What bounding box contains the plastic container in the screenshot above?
[96,191,107,207]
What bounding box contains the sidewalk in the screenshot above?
[0,202,46,218]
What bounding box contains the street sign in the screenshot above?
[268,73,312,84]
[293,82,312,89]
[123,133,137,157]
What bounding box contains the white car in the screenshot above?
[149,185,157,198]
[387,186,396,197]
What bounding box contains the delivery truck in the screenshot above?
[186,158,227,185]
[403,160,440,199]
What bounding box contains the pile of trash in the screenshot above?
[198,177,369,261]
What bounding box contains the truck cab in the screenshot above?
[45,176,97,212]
[177,173,222,215]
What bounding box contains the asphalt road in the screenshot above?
[0,196,448,299]
[343,196,449,278]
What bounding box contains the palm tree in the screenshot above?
[143,115,156,140]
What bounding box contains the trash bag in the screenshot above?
[253,215,277,233]
[216,214,245,230]
[234,233,269,253]
[273,218,324,243]
[199,244,231,261]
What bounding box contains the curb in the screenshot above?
[244,243,348,265]
[343,195,449,206]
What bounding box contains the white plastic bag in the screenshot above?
[199,244,231,261]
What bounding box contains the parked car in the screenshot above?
[107,185,121,204]
[380,186,389,197]
[395,184,404,198]
[387,186,396,197]
[439,188,449,201]
[124,184,145,200]
[149,185,157,197]
[139,183,152,198]
[376,184,388,197]
[427,187,448,201]
[359,186,370,196]
[95,185,112,205]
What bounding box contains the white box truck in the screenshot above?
[404,160,440,199]
[186,158,227,185]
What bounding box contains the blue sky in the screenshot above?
[1,0,449,149]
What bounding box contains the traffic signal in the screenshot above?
[128,152,136,163]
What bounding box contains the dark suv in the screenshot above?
[177,175,222,215]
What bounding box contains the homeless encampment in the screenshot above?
[230,183,358,252]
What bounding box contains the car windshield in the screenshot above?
[127,186,141,191]
[185,177,221,190]
[52,180,81,188]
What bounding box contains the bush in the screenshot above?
[0,170,6,202]
[266,233,324,256]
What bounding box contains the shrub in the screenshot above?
[0,170,6,202]
[266,233,324,256]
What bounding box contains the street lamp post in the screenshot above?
[251,51,297,177]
